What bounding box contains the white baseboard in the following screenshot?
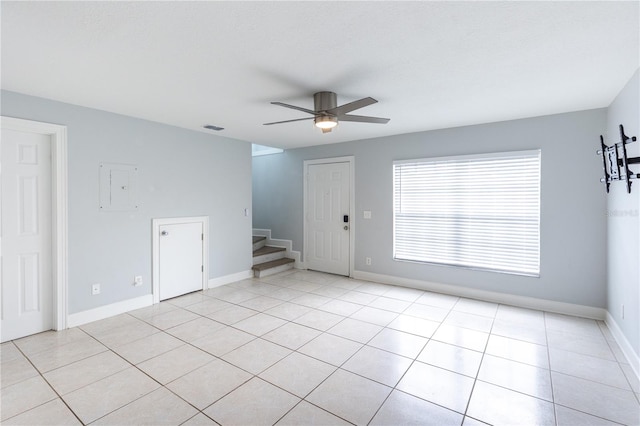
[353,270,607,320]
[605,312,640,380]
[208,270,253,289]
[66,270,252,328]
[67,294,153,328]
[253,228,303,269]
[352,271,640,381]
[355,270,639,382]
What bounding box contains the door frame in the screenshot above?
[1,116,69,331]
[151,216,209,304]
[303,156,355,277]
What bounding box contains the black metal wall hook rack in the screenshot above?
[597,124,639,193]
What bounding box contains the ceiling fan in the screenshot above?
[264,91,390,133]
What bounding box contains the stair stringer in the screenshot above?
[252,228,303,269]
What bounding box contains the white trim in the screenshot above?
[1,116,69,331]
[67,295,153,328]
[303,156,355,277]
[152,216,209,304]
[253,228,303,268]
[208,270,253,289]
[353,270,607,320]
[605,311,640,380]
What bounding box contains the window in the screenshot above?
[393,150,541,276]
[252,144,284,157]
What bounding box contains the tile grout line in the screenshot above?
[600,320,640,397]
[5,271,637,425]
[364,302,458,425]
[181,281,632,425]
[136,282,347,424]
[230,271,365,424]
[217,274,406,425]
[210,278,509,424]
[542,311,559,426]
[458,302,496,424]
[90,310,248,425]
[61,322,178,425]
[3,340,85,425]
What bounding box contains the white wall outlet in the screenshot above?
[92,283,101,295]
[365,257,372,266]
[134,276,143,287]
[363,211,372,219]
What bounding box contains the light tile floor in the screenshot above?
[2,269,639,425]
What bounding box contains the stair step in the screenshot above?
[252,235,267,251]
[253,246,285,257]
[252,257,295,278]
[253,245,286,265]
[252,257,294,271]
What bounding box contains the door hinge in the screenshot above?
[201,265,204,272]
[201,233,204,241]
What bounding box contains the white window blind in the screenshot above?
[393,150,541,276]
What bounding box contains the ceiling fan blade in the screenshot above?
[326,97,377,116]
[271,102,317,115]
[263,117,315,126]
[339,114,390,124]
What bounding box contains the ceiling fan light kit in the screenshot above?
[314,116,338,130]
[264,91,390,134]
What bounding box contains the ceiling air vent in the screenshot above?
[203,124,224,131]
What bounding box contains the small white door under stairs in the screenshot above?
[153,217,208,302]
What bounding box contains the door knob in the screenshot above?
[161,230,169,236]
[344,226,349,230]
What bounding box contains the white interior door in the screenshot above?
[159,222,203,300]
[306,162,350,276]
[1,128,53,342]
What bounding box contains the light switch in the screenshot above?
[363,211,372,219]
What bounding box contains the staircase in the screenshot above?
[252,236,295,278]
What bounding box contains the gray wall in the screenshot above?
[606,69,639,356]
[2,90,253,314]
[253,109,608,308]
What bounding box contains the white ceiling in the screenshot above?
[1,1,638,149]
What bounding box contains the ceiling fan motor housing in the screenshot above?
[264,91,389,130]
[314,91,337,114]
